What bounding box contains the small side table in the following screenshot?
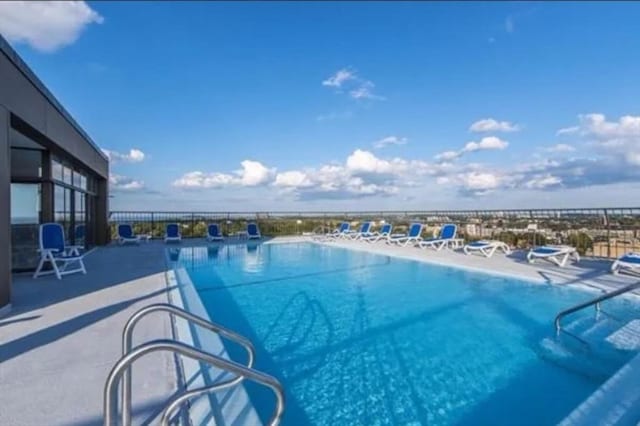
[235,231,249,240]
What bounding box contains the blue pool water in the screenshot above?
[171,242,635,425]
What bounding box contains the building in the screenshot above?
[0,36,109,315]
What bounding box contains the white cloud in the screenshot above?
[322,68,384,101]
[524,175,562,189]
[545,143,576,153]
[469,118,519,133]
[463,136,509,152]
[109,174,145,192]
[435,136,509,162]
[558,113,640,167]
[557,126,580,136]
[322,68,355,88]
[102,148,146,163]
[349,81,384,100]
[0,1,103,52]
[238,160,275,186]
[173,160,275,189]
[373,136,408,149]
[274,171,313,188]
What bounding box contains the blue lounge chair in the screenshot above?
[346,222,373,240]
[464,240,511,258]
[388,223,423,246]
[206,223,224,242]
[527,245,579,267]
[117,224,141,245]
[363,223,393,242]
[611,252,640,275]
[34,223,86,279]
[164,223,182,243]
[247,223,261,240]
[418,224,461,251]
[322,222,350,239]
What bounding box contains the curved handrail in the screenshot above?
[554,281,640,333]
[121,303,255,426]
[104,339,284,426]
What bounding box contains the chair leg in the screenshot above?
[33,255,47,279]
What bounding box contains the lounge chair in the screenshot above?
[388,223,424,246]
[364,223,393,242]
[34,223,86,280]
[247,223,261,240]
[206,223,224,242]
[611,252,640,275]
[117,224,141,245]
[347,222,373,240]
[527,245,579,267]
[464,240,512,258]
[164,223,182,243]
[322,222,350,239]
[418,224,461,251]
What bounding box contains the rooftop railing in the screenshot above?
[109,207,640,259]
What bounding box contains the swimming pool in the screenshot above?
[171,242,636,425]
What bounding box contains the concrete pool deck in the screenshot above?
[1,236,639,426]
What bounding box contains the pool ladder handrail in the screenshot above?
[106,303,285,426]
[554,281,640,333]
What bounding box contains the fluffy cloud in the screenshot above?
[558,113,640,167]
[102,148,146,163]
[373,136,408,149]
[0,1,103,52]
[469,118,519,133]
[173,160,275,189]
[435,136,509,162]
[109,174,145,192]
[241,149,432,200]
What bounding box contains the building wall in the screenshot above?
[0,106,11,311]
[0,37,109,313]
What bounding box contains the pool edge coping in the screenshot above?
[165,267,263,426]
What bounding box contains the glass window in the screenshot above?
[10,184,41,270]
[52,158,63,181]
[11,184,40,224]
[63,165,73,185]
[73,171,86,189]
[11,149,42,179]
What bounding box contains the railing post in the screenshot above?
[151,212,155,239]
[604,208,610,258]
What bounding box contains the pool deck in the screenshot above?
[1,236,639,426]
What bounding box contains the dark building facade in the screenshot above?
[0,35,109,315]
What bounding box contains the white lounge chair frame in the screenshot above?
[611,252,640,275]
[527,245,580,267]
[464,240,512,258]
[34,223,86,280]
[364,224,393,243]
[387,224,424,247]
[418,224,461,251]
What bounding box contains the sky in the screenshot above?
[1,1,640,211]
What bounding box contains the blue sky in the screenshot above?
[2,1,640,211]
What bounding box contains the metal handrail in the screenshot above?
[554,281,640,333]
[104,339,285,426]
[121,303,255,426]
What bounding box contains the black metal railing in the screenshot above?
[108,207,640,258]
